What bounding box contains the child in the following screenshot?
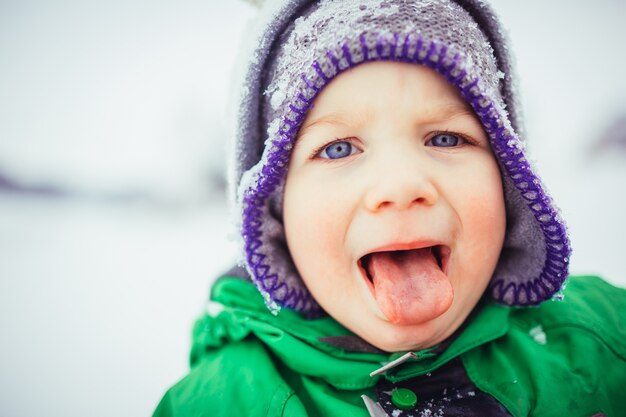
[154,0,626,415]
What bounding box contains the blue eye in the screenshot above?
[428,133,464,147]
[319,141,358,159]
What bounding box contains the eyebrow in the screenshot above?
[421,102,477,123]
[297,101,477,138]
[297,111,370,139]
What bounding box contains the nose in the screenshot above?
[363,156,439,212]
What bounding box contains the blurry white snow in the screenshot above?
[0,0,256,198]
[0,1,625,417]
[529,325,547,345]
[0,1,253,416]
[489,0,626,285]
[0,194,239,417]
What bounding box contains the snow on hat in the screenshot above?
[230,0,571,315]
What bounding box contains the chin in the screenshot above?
[354,312,456,353]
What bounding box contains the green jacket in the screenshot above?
[154,275,626,417]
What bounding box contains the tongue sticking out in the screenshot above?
[366,248,453,325]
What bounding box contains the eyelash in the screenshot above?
[309,131,478,160]
[309,137,360,160]
[426,130,479,147]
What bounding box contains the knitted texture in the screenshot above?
[232,0,571,315]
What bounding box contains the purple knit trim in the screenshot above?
[312,61,330,82]
[376,34,385,58]
[300,74,319,92]
[242,32,571,314]
[344,45,355,66]
[360,34,370,61]
[401,33,411,58]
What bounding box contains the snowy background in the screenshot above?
[1,1,625,416]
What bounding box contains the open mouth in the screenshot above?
[356,244,454,325]
[358,245,451,285]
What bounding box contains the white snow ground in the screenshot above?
[0,1,625,417]
[0,194,238,417]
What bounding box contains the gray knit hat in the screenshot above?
[231,0,571,316]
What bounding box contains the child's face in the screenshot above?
[283,61,506,352]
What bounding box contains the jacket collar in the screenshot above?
[205,277,511,389]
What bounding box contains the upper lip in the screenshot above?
[357,240,451,276]
[358,240,443,257]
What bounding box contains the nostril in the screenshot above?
[364,180,439,213]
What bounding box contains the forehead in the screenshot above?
[299,61,475,134]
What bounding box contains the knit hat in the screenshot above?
[230,0,571,316]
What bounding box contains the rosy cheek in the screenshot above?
[450,158,505,242]
[467,172,506,252]
[285,182,338,265]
